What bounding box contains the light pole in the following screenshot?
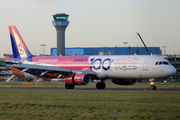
[177,45,179,55]
[162,46,166,55]
[173,44,175,54]
[123,42,128,55]
[164,42,167,55]
[40,44,47,55]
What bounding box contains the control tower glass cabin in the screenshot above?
[52,13,69,56]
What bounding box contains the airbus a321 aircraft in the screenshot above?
[5,26,176,90]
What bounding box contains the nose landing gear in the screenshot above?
[150,82,156,90]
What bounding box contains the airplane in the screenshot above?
[3,56,37,82]
[1,67,37,82]
[10,67,52,82]
[10,67,36,81]
[3,56,53,82]
[5,26,176,90]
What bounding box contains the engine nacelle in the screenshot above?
[65,73,91,85]
[112,79,137,85]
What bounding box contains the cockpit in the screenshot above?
[155,61,170,65]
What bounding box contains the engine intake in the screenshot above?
[112,79,137,85]
[65,73,91,85]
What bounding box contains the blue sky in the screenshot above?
[0,0,180,57]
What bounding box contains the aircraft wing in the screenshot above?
[7,64,95,76]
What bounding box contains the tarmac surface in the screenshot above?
[0,87,179,92]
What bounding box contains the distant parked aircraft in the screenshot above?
[4,56,37,82]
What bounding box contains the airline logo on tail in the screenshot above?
[9,26,33,59]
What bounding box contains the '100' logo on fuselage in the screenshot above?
[90,58,114,71]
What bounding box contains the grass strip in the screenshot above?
[0,90,179,120]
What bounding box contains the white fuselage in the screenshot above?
[88,55,176,79]
[17,55,177,80]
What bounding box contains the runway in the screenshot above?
[0,87,179,92]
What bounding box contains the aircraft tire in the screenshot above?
[150,85,156,90]
[101,82,106,89]
[96,82,106,89]
[150,85,153,90]
[65,83,71,89]
[70,85,75,89]
[96,82,101,89]
[65,83,75,89]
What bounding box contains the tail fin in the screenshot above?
[9,26,33,58]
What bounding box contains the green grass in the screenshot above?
[0,90,179,120]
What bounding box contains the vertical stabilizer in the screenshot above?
[9,26,33,58]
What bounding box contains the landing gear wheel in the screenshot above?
[70,85,75,89]
[96,82,106,89]
[150,85,156,90]
[65,83,75,89]
[96,82,101,89]
[65,83,70,89]
[101,82,106,89]
[153,86,156,90]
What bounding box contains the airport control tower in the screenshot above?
[52,13,69,56]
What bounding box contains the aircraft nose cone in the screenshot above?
[168,66,176,76]
[172,66,177,75]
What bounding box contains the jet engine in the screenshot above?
[112,79,137,85]
[65,73,91,85]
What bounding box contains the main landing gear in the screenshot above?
[65,82,106,89]
[96,82,106,89]
[65,83,75,89]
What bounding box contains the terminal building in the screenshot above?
[51,47,161,56]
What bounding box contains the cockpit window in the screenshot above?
[163,62,169,65]
[155,61,170,65]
